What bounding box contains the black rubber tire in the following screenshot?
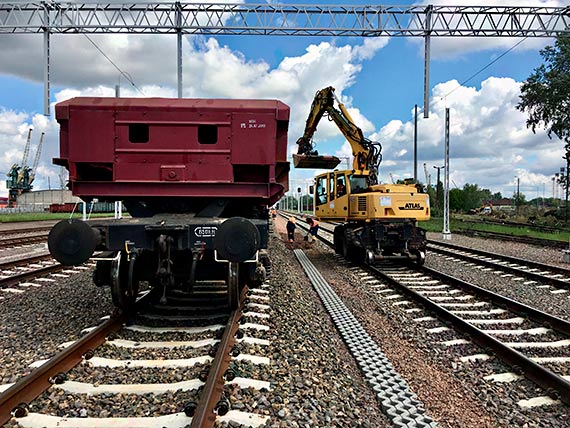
[333,226,344,255]
[343,228,365,263]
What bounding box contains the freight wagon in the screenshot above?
[48,97,290,312]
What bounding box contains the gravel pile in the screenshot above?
[427,232,570,322]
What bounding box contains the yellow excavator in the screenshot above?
[294,86,430,264]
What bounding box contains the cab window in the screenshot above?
[336,174,347,197]
[316,176,327,205]
[349,175,368,194]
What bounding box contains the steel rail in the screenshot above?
[294,249,437,427]
[428,240,570,290]
[190,288,246,428]
[0,261,65,289]
[0,234,48,249]
[366,264,570,406]
[455,229,568,249]
[0,226,52,235]
[429,239,570,274]
[422,265,570,337]
[0,314,125,426]
[0,254,53,271]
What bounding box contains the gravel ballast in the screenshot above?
[427,232,570,322]
[3,219,570,427]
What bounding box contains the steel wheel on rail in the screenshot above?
[227,262,240,310]
[110,251,139,313]
[412,249,426,266]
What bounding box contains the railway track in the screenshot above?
[456,229,569,249]
[0,283,273,427]
[366,263,570,407]
[0,254,53,271]
[0,255,78,294]
[428,240,570,291]
[0,227,52,236]
[283,212,570,292]
[0,234,49,250]
[283,212,570,408]
[280,210,570,249]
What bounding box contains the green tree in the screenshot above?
[462,183,484,212]
[513,192,527,208]
[426,185,437,212]
[491,192,503,200]
[517,35,570,194]
[449,188,464,212]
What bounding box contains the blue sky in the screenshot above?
[0,0,566,201]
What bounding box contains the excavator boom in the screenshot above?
[293,86,341,169]
[294,86,382,184]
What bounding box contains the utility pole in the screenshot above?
[442,107,451,240]
[433,165,444,210]
[516,177,520,213]
[413,104,418,183]
[564,156,570,223]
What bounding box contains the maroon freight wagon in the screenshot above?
[48,97,290,311]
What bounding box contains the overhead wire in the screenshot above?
[438,8,559,104]
[82,34,146,96]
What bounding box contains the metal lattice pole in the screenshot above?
[443,107,451,240]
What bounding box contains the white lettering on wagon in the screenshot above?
[194,226,218,238]
[240,119,266,129]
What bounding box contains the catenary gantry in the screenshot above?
[1,2,569,115]
[0,3,568,35]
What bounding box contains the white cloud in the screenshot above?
[0,26,563,201]
[0,36,388,197]
[371,76,563,197]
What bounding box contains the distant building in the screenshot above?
[16,190,80,211]
[0,197,8,208]
[483,198,514,211]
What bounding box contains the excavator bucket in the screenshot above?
[293,154,341,169]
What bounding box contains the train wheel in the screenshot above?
[110,251,139,313]
[413,250,426,266]
[343,228,364,263]
[227,262,240,310]
[342,234,351,260]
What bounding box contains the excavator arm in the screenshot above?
[294,86,382,185]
